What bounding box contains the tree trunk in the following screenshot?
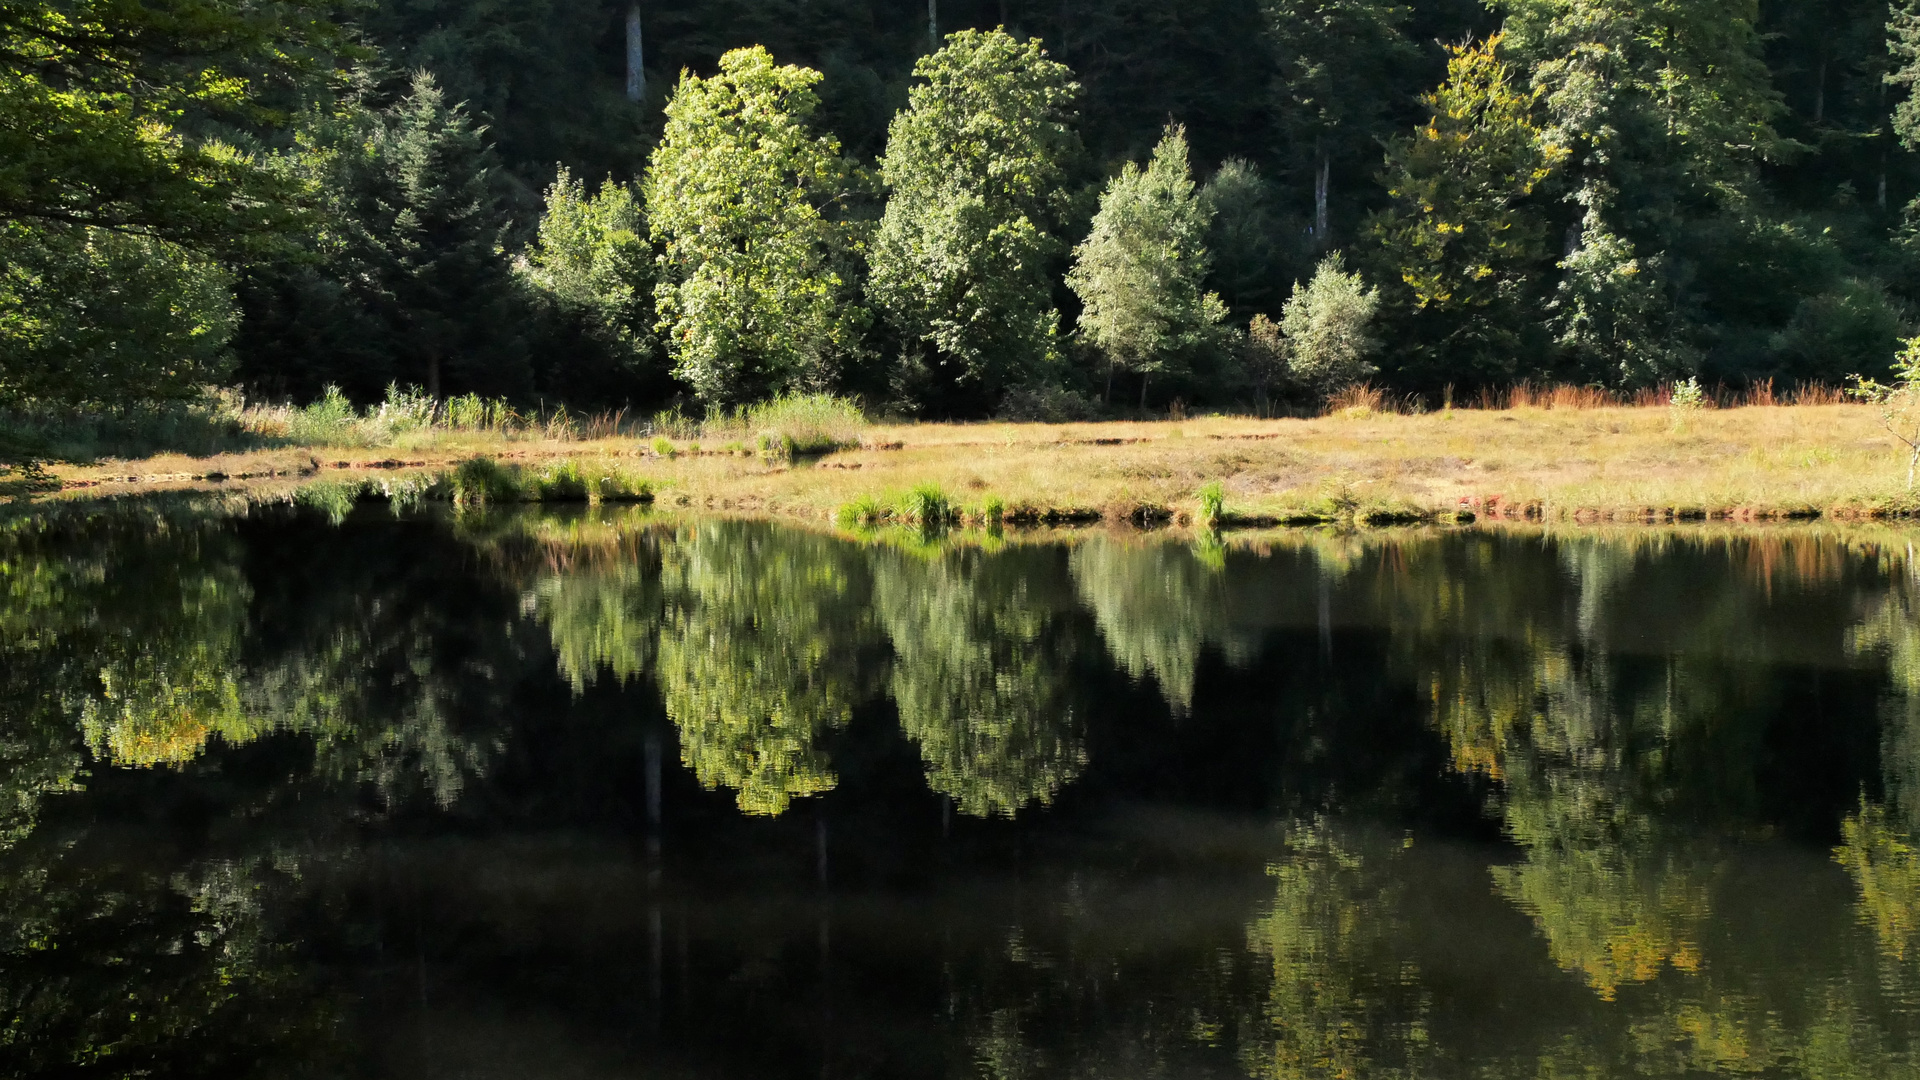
[1139,371,1149,411]
[427,353,442,403]
[626,4,645,103]
[1813,58,1825,124]
[1104,360,1114,404]
[927,0,938,52]
[1313,145,1330,247]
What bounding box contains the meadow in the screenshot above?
[8,387,1913,529]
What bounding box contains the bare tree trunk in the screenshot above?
[1313,144,1330,246]
[1104,360,1114,404]
[1814,58,1826,123]
[626,4,645,103]
[427,354,442,403]
[1139,371,1149,411]
[928,0,938,52]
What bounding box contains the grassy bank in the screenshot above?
[9,402,1917,528]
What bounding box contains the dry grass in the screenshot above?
[19,400,1920,528]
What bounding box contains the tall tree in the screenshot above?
[347,72,528,401]
[1261,0,1422,248]
[1503,0,1788,385]
[519,169,664,403]
[1068,126,1232,406]
[1368,36,1563,390]
[645,46,869,406]
[868,28,1082,414]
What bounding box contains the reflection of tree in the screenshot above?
[1841,559,1920,969]
[0,841,338,1074]
[1243,822,1428,1080]
[1069,535,1252,712]
[1429,642,1712,1001]
[875,547,1087,818]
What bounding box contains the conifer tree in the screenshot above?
[645,46,868,407]
[1067,126,1231,407]
[348,72,528,400]
[868,29,1081,413]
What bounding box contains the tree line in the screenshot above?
[7,0,1920,418]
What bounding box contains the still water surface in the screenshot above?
[5,502,1920,1077]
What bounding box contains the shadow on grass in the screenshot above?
[0,402,281,466]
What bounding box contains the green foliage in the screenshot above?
[711,392,869,456]
[645,46,870,407]
[519,168,661,398]
[1850,337,1920,489]
[1197,481,1226,527]
[1279,254,1381,394]
[1068,126,1233,405]
[0,0,343,249]
[869,30,1082,412]
[1369,36,1562,388]
[1201,159,1306,319]
[0,224,237,409]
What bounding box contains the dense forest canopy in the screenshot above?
[6,0,1920,416]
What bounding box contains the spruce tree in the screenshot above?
[868,29,1081,414]
[349,72,528,401]
[1067,126,1231,407]
[520,169,662,403]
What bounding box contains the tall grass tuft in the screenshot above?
[1197,481,1225,527]
[903,483,951,525]
[707,393,867,457]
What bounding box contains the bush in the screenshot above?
[903,483,951,525]
[742,392,867,455]
[1197,481,1225,526]
[997,385,1103,422]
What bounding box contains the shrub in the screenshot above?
[286,385,365,446]
[651,437,677,458]
[836,493,885,528]
[451,457,522,504]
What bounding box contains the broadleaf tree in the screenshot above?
[645,46,870,407]
[1067,126,1232,407]
[868,29,1082,415]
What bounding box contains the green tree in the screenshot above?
[347,72,529,401]
[645,46,869,407]
[0,224,238,407]
[1368,36,1563,390]
[1068,126,1233,407]
[519,168,664,403]
[1503,0,1787,385]
[1201,158,1307,320]
[868,29,1082,414]
[1261,0,1422,247]
[0,0,343,248]
[1278,253,1380,395]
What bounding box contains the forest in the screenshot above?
[7,0,1920,421]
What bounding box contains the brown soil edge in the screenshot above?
[10,460,1920,533]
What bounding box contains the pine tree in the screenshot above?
[644,46,869,407]
[1067,126,1231,407]
[868,29,1082,414]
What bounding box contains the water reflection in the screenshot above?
[7,504,1920,1076]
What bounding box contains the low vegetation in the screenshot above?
[17,396,1920,531]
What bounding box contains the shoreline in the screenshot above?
[10,404,1920,529]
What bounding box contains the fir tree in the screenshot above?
[348,72,528,401]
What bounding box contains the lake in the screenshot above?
[3,500,1919,1078]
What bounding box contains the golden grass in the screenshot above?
[19,401,1920,528]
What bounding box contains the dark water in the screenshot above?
[6,501,1920,1078]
